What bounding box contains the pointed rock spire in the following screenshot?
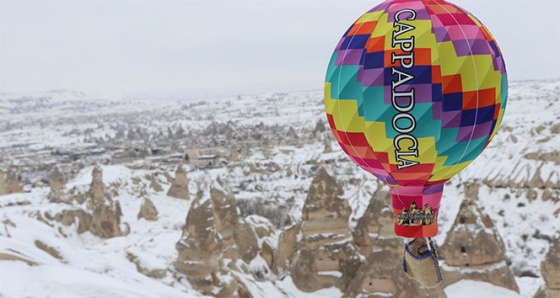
[441,199,505,266]
[439,199,519,293]
[89,200,128,238]
[0,170,6,195]
[175,179,255,297]
[352,186,397,254]
[167,161,189,200]
[88,165,108,207]
[534,237,560,297]
[175,188,222,287]
[137,197,158,221]
[49,166,66,201]
[290,166,360,292]
[5,165,23,194]
[148,174,163,192]
[230,145,238,160]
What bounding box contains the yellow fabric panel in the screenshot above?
[356,11,384,24]
[364,121,392,153]
[324,83,365,133]
[429,157,470,182]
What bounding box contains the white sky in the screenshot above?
[0,0,559,98]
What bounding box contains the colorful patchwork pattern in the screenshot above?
[325,0,507,237]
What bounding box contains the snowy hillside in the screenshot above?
[0,80,559,297]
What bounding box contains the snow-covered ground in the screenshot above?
[1,79,559,297]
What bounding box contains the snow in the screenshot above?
[0,80,559,297]
[516,277,545,298]
[0,262,197,298]
[445,280,521,298]
[441,261,508,274]
[0,214,200,298]
[271,276,343,298]
[317,271,343,278]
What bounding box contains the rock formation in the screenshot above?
[345,249,447,298]
[233,220,259,263]
[230,145,238,160]
[464,181,480,201]
[240,145,248,160]
[175,188,221,288]
[245,215,277,276]
[322,137,333,153]
[49,166,66,201]
[439,199,519,292]
[273,224,299,277]
[482,156,560,190]
[89,201,128,238]
[313,119,326,136]
[167,162,189,200]
[352,186,397,254]
[245,215,275,239]
[534,237,560,298]
[148,174,163,192]
[1,165,24,195]
[52,200,127,238]
[137,197,158,221]
[53,209,92,234]
[0,170,6,195]
[286,127,299,141]
[290,167,361,292]
[175,180,257,297]
[88,165,108,207]
[347,187,446,297]
[262,142,271,159]
[49,166,128,238]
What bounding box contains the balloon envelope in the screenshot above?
[325,0,507,238]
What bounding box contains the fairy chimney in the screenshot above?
[273,224,299,276]
[262,142,271,159]
[175,180,256,297]
[313,119,326,136]
[89,201,128,238]
[0,170,6,195]
[245,215,277,271]
[352,186,399,255]
[209,178,240,244]
[439,199,519,292]
[534,237,560,298]
[464,181,480,201]
[230,145,238,160]
[233,220,259,263]
[49,166,66,201]
[287,127,299,140]
[137,197,158,221]
[211,179,260,263]
[148,174,163,192]
[5,165,23,194]
[88,165,107,207]
[175,188,222,289]
[290,167,361,292]
[167,162,189,200]
[323,137,333,153]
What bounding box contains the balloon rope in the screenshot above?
[394,186,406,209]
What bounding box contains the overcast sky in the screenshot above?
[0,0,558,98]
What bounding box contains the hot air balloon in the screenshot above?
[324,0,507,287]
